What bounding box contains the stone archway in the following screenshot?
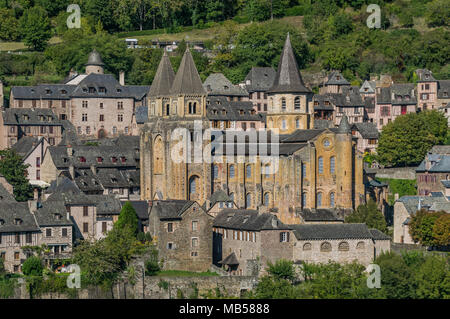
[97,129,107,139]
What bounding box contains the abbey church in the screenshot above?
[140,34,365,224]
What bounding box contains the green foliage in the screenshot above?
[137,231,153,243]
[145,247,161,276]
[19,6,52,51]
[0,8,20,41]
[266,259,296,282]
[0,277,17,299]
[409,209,447,246]
[377,111,448,167]
[22,256,44,276]
[377,178,417,205]
[345,200,388,234]
[115,201,139,235]
[0,258,5,275]
[432,214,450,246]
[414,254,450,299]
[158,279,169,290]
[0,149,33,202]
[425,0,450,27]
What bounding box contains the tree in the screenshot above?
[0,149,33,202]
[0,8,20,41]
[425,0,450,27]
[266,259,296,282]
[345,200,388,234]
[115,201,139,235]
[408,209,446,246]
[414,254,450,299]
[0,258,5,275]
[19,6,52,51]
[376,111,446,167]
[145,247,161,276]
[432,214,450,246]
[22,256,43,276]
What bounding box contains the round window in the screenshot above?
[323,139,330,147]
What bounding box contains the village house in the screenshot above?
[0,108,63,150]
[416,69,450,111]
[148,200,214,272]
[318,71,351,95]
[375,83,417,130]
[9,50,150,139]
[351,122,379,153]
[242,67,276,113]
[203,73,249,102]
[416,145,450,196]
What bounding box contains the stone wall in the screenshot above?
[373,167,416,180]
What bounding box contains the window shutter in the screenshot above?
[287,232,290,242]
[280,232,283,242]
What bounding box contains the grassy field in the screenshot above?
[0,37,62,52]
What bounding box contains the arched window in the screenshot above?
[317,192,322,207]
[281,119,287,130]
[356,241,365,250]
[318,157,323,174]
[296,118,300,128]
[246,165,252,178]
[302,192,307,207]
[294,96,300,109]
[193,102,197,114]
[246,193,252,208]
[263,192,270,206]
[330,192,335,207]
[320,242,332,252]
[189,176,199,198]
[188,102,193,114]
[338,241,349,251]
[303,243,312,251]
[213,165,219,179]
[153,136,164,174]
[281,97,286,110]
[166,104,170,115]
[330,156,335,174]
[229,165,235,178]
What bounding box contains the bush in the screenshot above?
[145,248,160,276]
[22,256,43,276]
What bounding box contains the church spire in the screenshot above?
[268,33,310,94]
[170,48,206,95]
[149,50,175,97]
[337,114,351,133]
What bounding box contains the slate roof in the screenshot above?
[416,69,436,82]
[208,190,233,206]
[136,106,148,124]
[396,195,449,215]
[206,96,263,122]
[325,71,350,86]
[0,183,16,202]
[280,129,324,143]
[47,192,122,215]
[369,229,391,240]
[351,122,379,139]
[376,84,417,105]
[334,86,364,107]
[312,94,335,111]
[429,145,450,155]
[267,34,310,94]
[0,202,40,233]
[1,108,62,126]
[437,80,450,99]
[11,84,75,100]
[336,115,351,134]
[244,67,276,92]
[11,136,42,159]
[213,209,290,231]
[360,80,376,94]
[34,201,73,227]
[297,208,343,222]
[46,177,82,195]
[220,252,239,265]
[441,180,450,188]
[313,119,333,129]
[149,51,175,96]
[290,223,373,240]
[151,200,196,220]
[128,201,150,221]
[86,49,105,66]
[170,48,206,95]
[416,154,450,173]
[203,73,248,97]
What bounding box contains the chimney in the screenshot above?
[119,71,125,86]
[28,200,38,214]
[67,144,73,157]
[69,68,77,78]
[90,165,97,175]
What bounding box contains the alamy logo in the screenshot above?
[66,264,81,289]
[366,4,381,29]
[67,4,81,29]
[366,264,381,288]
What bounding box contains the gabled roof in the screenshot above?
[290,223,373,240]
[203,73,248,97]
[128,201,150,220]
[170,48,206,95]
[34,201,73,227]
[149,51,175,96]
[151,200,196,220]
[396,195,449,215]
[208,190,233,206]
[1,108,62,126]
[416,69,436,82]
[351,122,379,139]
[437,80,450,99]
[244,67,276,92]
[267,34,310,94]
[297,208,343,222]
[360,80,376,93]
[325,71,350,86]
[213,209,290,231]
[11,136,43,159]
[0,183,16,202]
[219,252,239,265]
[280,129,324,143]
[206,96,263,122]
[0,202,40,233]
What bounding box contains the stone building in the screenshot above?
[416,69,450,111]
[148,200,214,272]
[140,39,365,224]
[290,223,390,266]
[243,67,276,113]
[203,73,249,102]
[375,84,417,130]
[351,122,379,153]
[9,50,150,139]
[318,71,351,95]
[213,209,293,276]
[0,108,63,149]
[266,34,313,134]
[0,79,3,109]
[416,145,450,195]
[296,208,344,224]
[393,194,450,244]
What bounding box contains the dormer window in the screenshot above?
[207,85,211,91]
[89,87,96,93]
[116,88,122,93]
[40,115,45,121]
[120,157,126,163]
[111,157,117,163]
[97,157,103,163]
[60,90,67,95]
[82,88,87,93]
[54,213,62,220]
[336,76,341,80]
[23,115,29,121]
[243,216,249,223]
[239,109,244,115]
[224,85,229,90]
[111,177,118,183]
[222,109,227,115]
[0,219,4,225]
[14,218,23,225]
[99,87,106,93]
[31,89,35,93]
[79,156,86,163]
[48,116,52,122]
[45,89,51,94]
